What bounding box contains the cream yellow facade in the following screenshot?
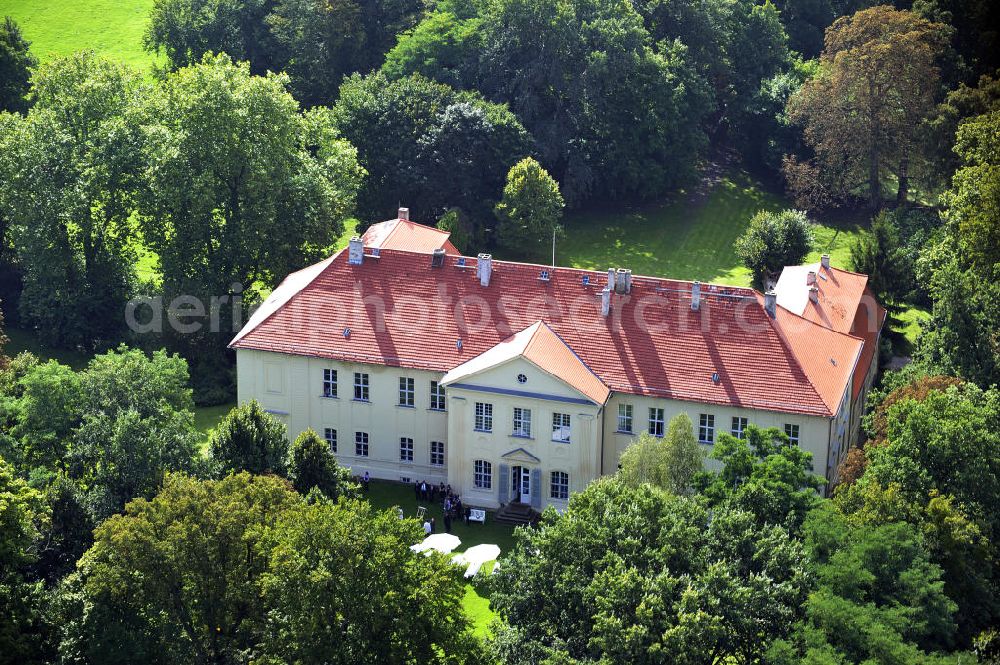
[237,344,865,509]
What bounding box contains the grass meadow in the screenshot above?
[3,0,159,70]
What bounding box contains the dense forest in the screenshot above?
[1,0,1000,662]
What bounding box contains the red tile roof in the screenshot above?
[232,248,875,417]
[361,218,460,255]
[441,321,612,404]
[775,263,885,400]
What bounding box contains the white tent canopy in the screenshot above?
[410,533,461,555]
[452,543,501,578]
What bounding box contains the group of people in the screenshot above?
[415,480,469,534]
[414,479,447,503]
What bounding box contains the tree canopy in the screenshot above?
[490,477,811,664]
[287,428,359,500]
[495,157,565,259]
[0,52,146,348]
[331,71,530,233]
[618,414,704,495]
[734,209,814,287]
[59,472,479,664]
[0,17,35,114]
[786,6,949,209]
[208,400,289,476]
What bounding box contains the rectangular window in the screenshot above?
[550,471,569,500]
[513,407,532,437]
[398,377,414,407]
[475,402,493,432]
[648,407,665,437]
[618,404,633,433]
[698,414,715,444]
[399,437,413,462]
[323,427,337,453]
[731,416,748,439]
[552,413,571,442]
[430,440,445,467]
[322,369,337,398]
[430,381,446,410]
[353,372,370,401]
[784,424,800,445]
[354,431,369,457]
[474,460,492,489]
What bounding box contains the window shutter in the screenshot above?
[530,468,542,509]
[499,464,510,503]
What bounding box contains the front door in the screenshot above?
[511,466,531,504]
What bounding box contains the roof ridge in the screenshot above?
[531,321,609,390]
[229,248,344,347]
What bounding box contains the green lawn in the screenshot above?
[363,479,517,637]
[194,402,234,435]
[893,306,930,356]
[4,0,160,70]
[559,170,864,286]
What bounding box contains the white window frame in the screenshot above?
[398,377,414,407]
[550,471,569,500]
[323,427,337,453]
[399,437,414,462]
[353,372,370,401]
[475,402,493,432]
[731,416,748,439]
[552,412,571,442]
[648,407,665,437]
[430,440,445,467]
[513,407,532,438]
[784,423,800,445]
[698,414,715,444]
[618,403,633,433]
[322,369,337,398]
[354,431,369,456]
[473,460,492,489]
[430,381,446,410]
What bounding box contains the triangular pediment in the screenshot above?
[500,447,541,464]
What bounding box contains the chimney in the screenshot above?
[691,281,701,311]
[431,247,445,268]
[615,268,632,294]
[764,290,777,318]
[809,286,819,303]
[398,207,410,221]
[821,254,830,270]
[607,268,616,293]
[806,270,817,285]
[348,235,364,265]
[477,253,493,287]
[601,287,611,317]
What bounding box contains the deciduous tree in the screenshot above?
[61,473,478,664]
[490,478,810,664]
[944,110,1000,278]
[786,6,949,208]
[209,400,289,476]
[0,52,146,348]
[618,414,703,495]
[734,209,814,287]
[287,428,358,500]
[144,0,279,74]
[332,72,530,231]
[140,54,363,396]
[267,0,424,106]
[697,424,824,534]
[495,158,565,259]
[767,501,962,662]
[0,17,35,114]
